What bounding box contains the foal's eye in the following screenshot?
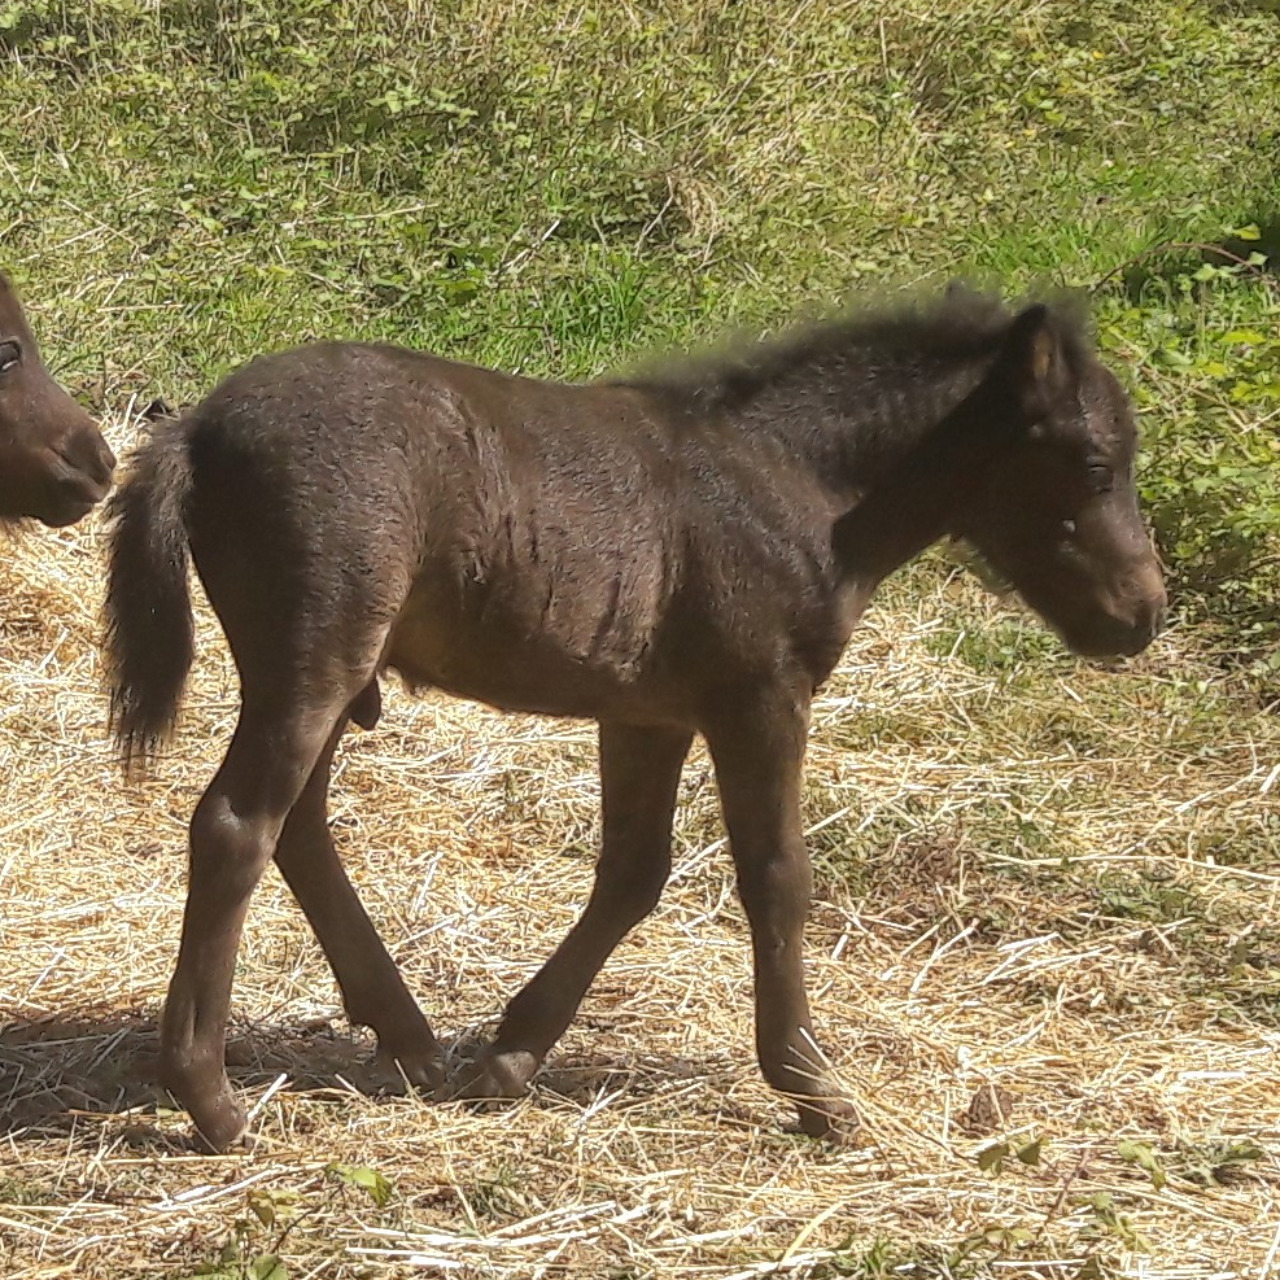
[0,341,19,375]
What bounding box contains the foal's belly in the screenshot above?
[380,538,867,722]
[382,572,678,723]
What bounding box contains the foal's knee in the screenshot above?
[737,846,812,932]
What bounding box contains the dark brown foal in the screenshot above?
[106,289,1166,1150]
[0,272,115,527]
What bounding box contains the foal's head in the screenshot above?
[957,302,1166,658]
[0,273,116,527]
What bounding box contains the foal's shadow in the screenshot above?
[1,1009,159,1136]
[1,1010,736,1146]
[0,1008,402,1147]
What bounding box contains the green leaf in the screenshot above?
[1234,223,1262,240]
[977,1141,1009,1172]
[251,1256,288,1280]
[328,1162,395,1208]
[1118,1140,1167,1190]
[248,1192,275,1229]
[1016,1136,1045,1166]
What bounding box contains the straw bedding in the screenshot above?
[2,413,1277,1278]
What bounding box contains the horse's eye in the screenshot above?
[1087,463,1112,493]
[0,341,19,375]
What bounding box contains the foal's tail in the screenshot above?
[104,421,196,775]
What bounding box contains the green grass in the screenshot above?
[2,0,1278,636]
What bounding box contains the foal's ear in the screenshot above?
[1000,303,1074,423]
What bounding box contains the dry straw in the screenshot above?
[1,412,1278,1278]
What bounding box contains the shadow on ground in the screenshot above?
[1,1008,735,1145]
[1118,210,1280,300]
[1,1008,398,1142]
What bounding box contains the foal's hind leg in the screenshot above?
[273,711,444,1093]
[160,696,350,1152]
[703,687,858,1142]
[456,722,692,1100]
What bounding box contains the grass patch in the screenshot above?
[0,0,1276,643]
[924,618,1064,677]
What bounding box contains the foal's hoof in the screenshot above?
[185,1087,249,1154]
[450,1049,539,1105]
[374,1036,446,1097]
[790,1096,862,1148]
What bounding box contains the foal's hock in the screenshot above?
[106,289,1166,1152]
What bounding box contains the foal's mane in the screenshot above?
[618,288,1092,411]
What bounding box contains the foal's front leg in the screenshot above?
[704,686,858,1141]
[456,722,692,1100]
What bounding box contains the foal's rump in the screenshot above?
[106,344,432,761]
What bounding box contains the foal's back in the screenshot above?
[173,341,842,725]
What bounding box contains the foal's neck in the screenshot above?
[730,345,999,582]
[740,349,988,489]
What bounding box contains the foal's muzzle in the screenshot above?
[36,424,117,527]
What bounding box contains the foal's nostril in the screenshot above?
[62,426,116,487]
[1126,599,1166,651]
